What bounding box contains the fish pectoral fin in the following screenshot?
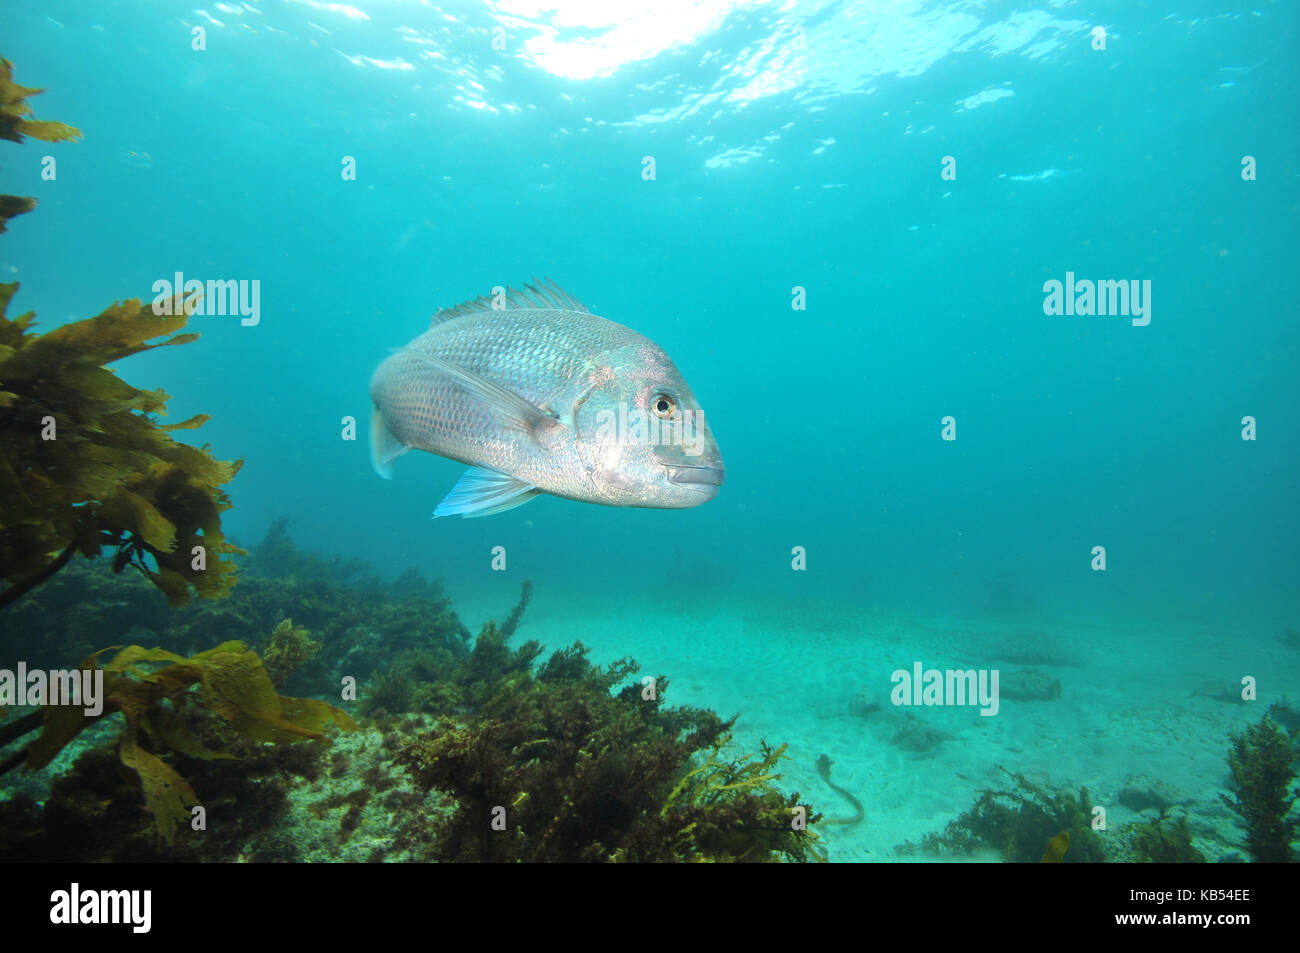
[434,467,541,518]
[370,405,411,479]
[394,347,562,439]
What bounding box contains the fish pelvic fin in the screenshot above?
[394,346,565,440]
[434,467,540,518]
[370,405,411,479]
[429,277,589,326]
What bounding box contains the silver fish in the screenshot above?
[369,278,724,517]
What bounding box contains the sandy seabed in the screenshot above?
[454,583,1298,862]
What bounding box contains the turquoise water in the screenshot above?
[2,1,1297,861]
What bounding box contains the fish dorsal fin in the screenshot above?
[430,277,588,326]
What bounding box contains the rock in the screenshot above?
[848,687,881,718]
[1117,774,1187,813]
[1190,681,1247,705]
[1269,703,1300,731]
[889,715,948,753]
[1000,668,1062,702]
[991,636,1081,667]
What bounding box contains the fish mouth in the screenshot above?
[665,464,726,488]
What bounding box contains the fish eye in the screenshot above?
[651,394,676,419]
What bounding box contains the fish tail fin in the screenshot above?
[370,405,410,479]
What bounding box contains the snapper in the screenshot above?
[370,279,724,517]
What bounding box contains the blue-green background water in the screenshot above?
[3,2,1296,669]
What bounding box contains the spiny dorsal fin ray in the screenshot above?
[430,276,589,326]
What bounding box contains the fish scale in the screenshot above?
[369,279,724,517]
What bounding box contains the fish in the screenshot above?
[815,754,866,826]
[369,278,724,517]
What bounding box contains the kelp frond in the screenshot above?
[0,59,80,233]
[0,58,81,144]
[21,639,356,843]
[0,282,243,607]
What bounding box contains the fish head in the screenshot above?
[573,342,724,508]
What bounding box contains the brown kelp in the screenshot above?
[0,62,242,609]
[3,637,356,843]
[397,623,817,862]
[1040,830,1069,862]
[1220,706,1299,862]
[1,527,812,862]
[0,522,472,694]
[0,58,81,233]
[262,618,323,688]
[900,705,1300,863]
[897,767,1105,862]
[0,284,244,608]
[1124,811,1206,863]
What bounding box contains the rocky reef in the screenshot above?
[898,705,1300,863]
[0,524,818,862]
[897,766,1107,862]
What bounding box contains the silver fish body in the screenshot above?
[369,279,724,517]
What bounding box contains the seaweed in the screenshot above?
[0,283,244,608]
[0,61,241,608]
[1,555,810,861]
[1220,707,1299,862]
[247,517,371,584]
[655,736,813,862]
[8,638,356,843]
[0,522,471,694]
[0,59,81,233]
[361,667,415,718]
[0,731,324,862]
[1041,830,1069,862]
[261,618,322,687]
[0,193,34,234]
[0,59,80,144]
[1127,811,1206,863]
[900,767,1106,862]
[359,583,537,718]
[397,613,815,862]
